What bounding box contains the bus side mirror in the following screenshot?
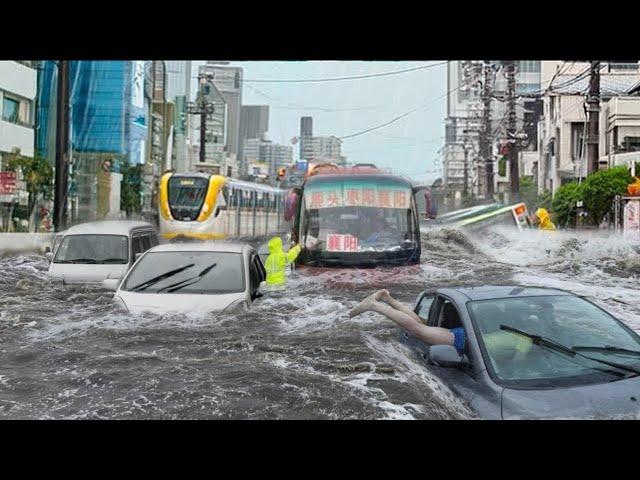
[45,252,53,262]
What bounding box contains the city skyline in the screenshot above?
[191,61,446,183]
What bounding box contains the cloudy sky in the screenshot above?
[191,61,446,184]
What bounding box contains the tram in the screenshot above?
[158,172,288,241]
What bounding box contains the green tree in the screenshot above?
[551,182,584,228]
[581,165,633,225]
[6,153,53,214]
[120,163,142,217]
[519,176,551,213]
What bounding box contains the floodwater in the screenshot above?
[1,226,639,419]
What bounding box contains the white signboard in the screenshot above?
[132,61,145,109]
[623,199,640,235]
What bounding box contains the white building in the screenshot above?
[536,61,640,195]
[243,137,293,177]
[308,135,345,165]
[0,61,37,167]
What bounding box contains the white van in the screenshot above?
[47,221,159,286]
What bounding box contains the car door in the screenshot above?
[400,294,480,404]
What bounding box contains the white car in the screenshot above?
[103,242,267,314]
[47,221,158,286]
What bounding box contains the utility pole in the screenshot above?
[505,60,519,195]
[586,61,601,174]
[53,60,70,231]
[480,60,494,197]
[188,73,215,165]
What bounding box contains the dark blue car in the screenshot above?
[400,286,640,419]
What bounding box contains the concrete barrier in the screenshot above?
[0,233,55,255]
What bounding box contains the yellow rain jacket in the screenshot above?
[265,237,302,286]
[535,208,556,231]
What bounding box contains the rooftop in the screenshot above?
[65,221,155,236]
[442,286,572,301]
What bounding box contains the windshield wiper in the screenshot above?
[98,258,127,264]
[572,345,640,357]
[129,263,195,292]
[156,262,217,293]
[500,325,576,356]
[500,325,640,377]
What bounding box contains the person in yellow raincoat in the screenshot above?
[265,236,302,287]
[535,208,556,231]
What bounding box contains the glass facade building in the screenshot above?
[36,61,149,222]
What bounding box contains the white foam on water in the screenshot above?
[363,334,476,419]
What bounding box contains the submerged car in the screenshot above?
[47,221,158,286]
[400,286,640,419]
[104,242,267,314]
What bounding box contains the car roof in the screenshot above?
[64,221,155,236]
[438,286,573,301]
[146,241,251,254]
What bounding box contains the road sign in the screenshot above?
[0,172,17,195]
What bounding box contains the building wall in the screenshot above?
[0,61,37,160]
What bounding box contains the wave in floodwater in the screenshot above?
[0,226,638,418]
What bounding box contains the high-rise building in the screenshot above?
[165,61,191,172]
[198,62,243,171]
[243,137,293,177]
[36,61,149,223]
[309,136,344,164]
[238,105,269,173]
[300,116,313,161]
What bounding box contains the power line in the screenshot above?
[338,84,460,141]
[190,62,447,83]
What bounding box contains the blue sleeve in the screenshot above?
[450,327,466,356]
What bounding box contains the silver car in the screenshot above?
[104,242,266,314]
[400,286,640,419]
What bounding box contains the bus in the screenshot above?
[158,172,288,242]
[431,202,530,231]
[289,164,423,267]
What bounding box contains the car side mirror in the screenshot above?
[102,278,121,291]
[429,344,464,368]
[45,252,53,262]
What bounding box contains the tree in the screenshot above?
[120,162,142,217]
[6,153,53,215]
[519,176,551,213]
[581,166,632,225]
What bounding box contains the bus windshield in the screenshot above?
[168,176,209,221]
[301,180,417,253]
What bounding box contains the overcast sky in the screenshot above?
[191,61,446,184]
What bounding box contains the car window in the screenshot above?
[132,236,144,260]
[415,295,434,323]
[253,255,266,282]
[150,234,159,247]
[248,255,261,293]
[140,234,152,252]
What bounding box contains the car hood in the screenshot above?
[49,263,128,284]
[116,290,247,314]
[502,375,640,419]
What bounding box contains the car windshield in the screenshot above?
[122,251,245,294]
[468,295,640,388]
[53,235,129,264]
[301,181,416,252]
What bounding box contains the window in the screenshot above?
[132,236,144,259]
[2,96,19,123]
[53,235,128,264]
[415,295,434,322]
[140,234,152,252]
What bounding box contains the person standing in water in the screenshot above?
[264,236,301,287]
[535,208,556,231]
